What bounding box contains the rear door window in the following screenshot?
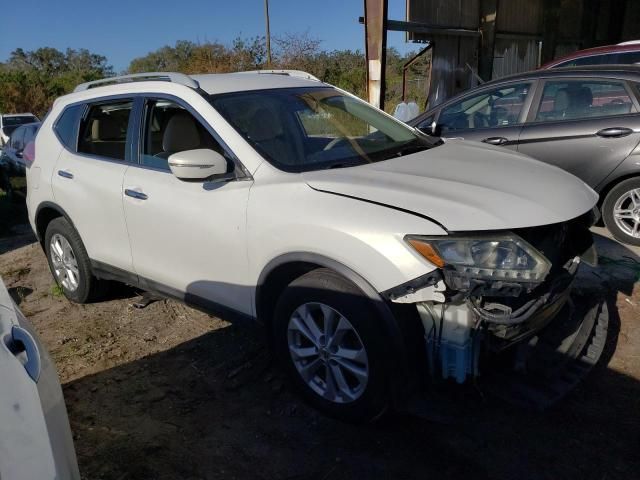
[78,101,133,161]
[534,80,637,122]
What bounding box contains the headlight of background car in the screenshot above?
[406,234,552,284]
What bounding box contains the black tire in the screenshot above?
[602,177,640,246]
[44,217,106,303]
[273,268,389,422]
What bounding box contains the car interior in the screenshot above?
[536,82,635,121]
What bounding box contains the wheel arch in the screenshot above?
[34,202,76,247]
[597,172,640,207]
[256,252,418,406]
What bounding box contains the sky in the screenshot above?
[0,0,417,72]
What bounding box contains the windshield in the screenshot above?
[210,87,440,172]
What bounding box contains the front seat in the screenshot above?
[157,112,201,159]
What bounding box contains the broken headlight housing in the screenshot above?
[406,233,552,289]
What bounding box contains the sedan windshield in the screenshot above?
[210,87,440,172]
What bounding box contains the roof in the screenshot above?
[482,64,640,86]
[192,72,323,94]
[541,43,640,68]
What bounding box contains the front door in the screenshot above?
[518,78,640,188]
[122,97,253,315]
[433,80,536,151]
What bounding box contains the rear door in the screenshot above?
[518,78,640,188]
[430,80,536,150]
[51,98,135,271]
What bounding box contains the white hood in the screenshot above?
[303,140,598,231]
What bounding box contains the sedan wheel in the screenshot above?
[603,177,640,246]
[288,302,369,404]
[612,188,640,239]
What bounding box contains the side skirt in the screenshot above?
[90,260,256,325]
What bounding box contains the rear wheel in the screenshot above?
[273,269,389,422]
[603,177,640,246]
[44,217,106,303]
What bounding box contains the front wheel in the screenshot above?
[602,177,640,246]
[273,269,389,422]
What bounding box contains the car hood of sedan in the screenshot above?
[303,139,599,232]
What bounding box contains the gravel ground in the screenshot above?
[0,226,639,480]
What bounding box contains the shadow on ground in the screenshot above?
[62,233,640,480]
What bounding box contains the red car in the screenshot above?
[540,41,640,69]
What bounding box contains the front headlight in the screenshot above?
[406,233,551,283]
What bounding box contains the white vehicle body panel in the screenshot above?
[122,167,254,314]
[303,140,599,232]
[52,149,133,270]
[0,278,80,480]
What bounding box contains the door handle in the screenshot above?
[596,127,633,138]
[482,137,509,146]
[57,170,73,179]
[125,188,148,200]
[10,326,41,382]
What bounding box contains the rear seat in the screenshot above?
[85,115,126,159]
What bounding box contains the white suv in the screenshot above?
[27,71,599,421]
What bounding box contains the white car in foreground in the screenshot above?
[27,70,599,421]
[0,277,80,479]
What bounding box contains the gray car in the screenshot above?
[409,65,640,245]
[0,277,80,479]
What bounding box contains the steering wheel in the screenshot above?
[323,136,349,151]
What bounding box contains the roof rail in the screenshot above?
[74,72,199,92]
[239,69,321,82]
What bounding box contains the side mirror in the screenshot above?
[16,149,23,158]
[168,149,229,181]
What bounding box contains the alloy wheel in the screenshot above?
[287,302,369,404]
[50,233,80,291]
[613,188,640,238]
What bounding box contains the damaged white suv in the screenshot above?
[27,71,599,421]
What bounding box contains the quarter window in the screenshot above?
[78,101,133,160]
[535,80,636,122]
[438,83,531,133]
[54,105,82,150]
[140,99,224,171]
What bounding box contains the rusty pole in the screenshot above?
[364,0,388,110]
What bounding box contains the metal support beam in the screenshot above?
[359,17,481,37]
[478,0,498,81]
[363,0,388,109]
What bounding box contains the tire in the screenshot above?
[273,268,389,422]
[44,217,106,303]
[602,177,640,246]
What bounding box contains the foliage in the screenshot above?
[0,34,430,118]
[0,48,113,117]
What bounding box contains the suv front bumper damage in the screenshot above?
[383,213,607,404]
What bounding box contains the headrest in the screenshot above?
[91,115,121,141]
[247,108,283,142]
[554,89,570,112]
[574,86,593,108]
[162,112,200,153]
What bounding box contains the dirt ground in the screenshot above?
[1,224,639,480]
